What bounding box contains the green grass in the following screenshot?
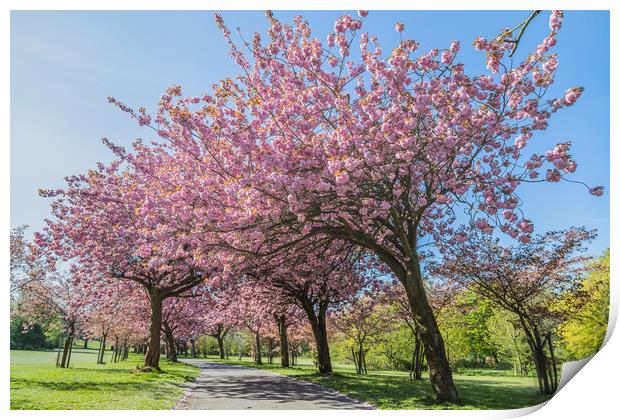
[10,346,200,410]
[208,357,551,410]
[11,344,550,410]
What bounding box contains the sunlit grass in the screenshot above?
[10,347,199,410]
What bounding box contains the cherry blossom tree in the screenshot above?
[13,246,90,368]
[272,302,306,367]
[10,226,30,295]
[82,282,147,364]
[200,290,236,359]
[107,305,149,364]
[287,322,314,366]
[161,298,185,362]
[244,241,371,373]
[161,293,214,362]
[220,281,275,364]
[35,152,219,370]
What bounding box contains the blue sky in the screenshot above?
[10,10,610,255]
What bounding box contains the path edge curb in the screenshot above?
[173,362,201,410]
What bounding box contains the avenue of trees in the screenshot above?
[10,10,608,403]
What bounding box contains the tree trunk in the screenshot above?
[66,335,74,368]
[358,343,367,374]
[356,343,363,374]
[60,337,70,368]
[402,259,459,403]
[254,331,262,364]
[56,333,63,367]
[113,337,120,363]
[532,344,552,394]
[312,308,332,374]
[97,337,103,364]
[547,334,558,392]
[299,297,332,374]
[411,330,424,380]
[417,350,425,380]
[522,322,553,395]
[512,334,524,376]
[60,327,74,368]
[83,339,88,349]
[217,336,225,359]
[163,323,178,363]
[168,341,177,362]
[190,338,196,358]
[276,315,290,368]
[534,342,552,394]
[351,346,359,373]
[410,343,417,380]
[144,291,163,370]
[98,334,107,364]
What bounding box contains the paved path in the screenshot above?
[177,359,372,410]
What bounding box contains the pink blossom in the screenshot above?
[549,10,564,31]
[546,169,562,182]
[589,186,604,196]
[563,87,583,106]
[517,219,534,234]
[518,234,531,244]
[440,50,453,64]
[335,172,350,185]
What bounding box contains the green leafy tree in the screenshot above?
[10,315,51,350]
[437,304,471,368]
[459,293,498,363]
[369,323,416,371]
[559,250,610,359]
[487,308,532,375]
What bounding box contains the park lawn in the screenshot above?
[207,357,551,410]
[10,346,200,410]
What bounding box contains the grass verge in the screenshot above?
[10,347,200,409]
